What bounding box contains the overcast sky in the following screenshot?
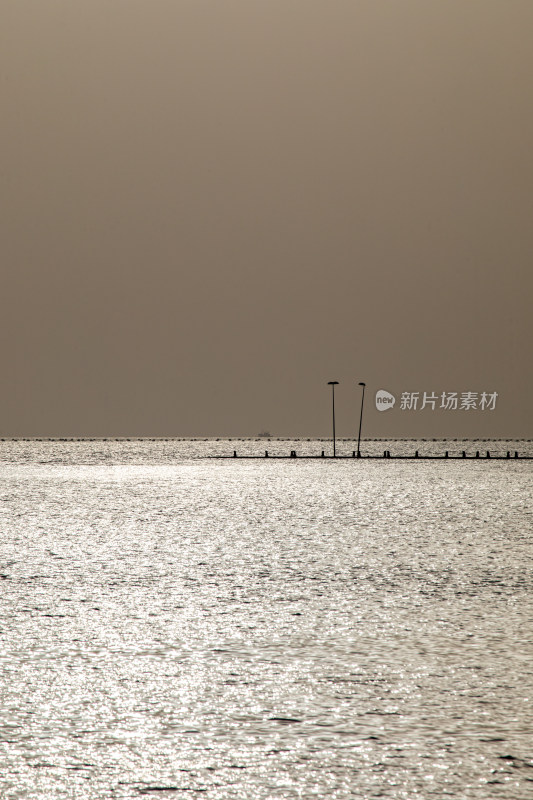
[2,1,532,438]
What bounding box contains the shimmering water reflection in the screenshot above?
[0,442,531,798]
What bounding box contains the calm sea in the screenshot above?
[1,439,532,799]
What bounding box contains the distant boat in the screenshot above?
[257,431,272,438]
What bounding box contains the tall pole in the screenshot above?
[327,381,339,457]
[357,382,366,457]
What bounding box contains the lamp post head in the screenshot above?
[358,382,366,387]
[328,381,339,385]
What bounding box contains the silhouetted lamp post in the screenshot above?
[357,382,366,457]
[327,381,339,457]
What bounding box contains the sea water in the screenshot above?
[0,440,532,799]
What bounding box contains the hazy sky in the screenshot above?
[2,1,532,438]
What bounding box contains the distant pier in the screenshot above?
[211,450,532,460]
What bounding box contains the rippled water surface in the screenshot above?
[1,440,532,799]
